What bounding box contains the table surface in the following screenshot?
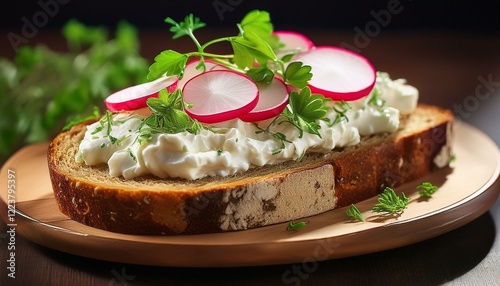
[1,28,500,286]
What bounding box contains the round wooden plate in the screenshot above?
[1,121,499,267]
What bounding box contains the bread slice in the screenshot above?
[47,104,454,235]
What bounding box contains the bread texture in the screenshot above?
[47,104,454,235]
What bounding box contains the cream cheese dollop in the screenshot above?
[77,73,419,180]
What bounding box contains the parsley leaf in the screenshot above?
[283,87,330,137]
[165,14,206,40]
[140,89,202,136]
[284,61,312,88]
[231,31,277,69]
[239,10,273,39]
[147,50,189,80]
[63,106,101,131]
[246,67,274,84]
[372,187,410,215]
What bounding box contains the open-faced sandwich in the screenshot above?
[47,10,454,235]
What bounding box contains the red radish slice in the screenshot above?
[104,76,178,111]
[178,59,225,89]
[274,30,315,53]
[182,70,259,124]
[293,46,376,101]
[240,77,289,122]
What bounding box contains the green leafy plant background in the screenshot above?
[0,20,149,164]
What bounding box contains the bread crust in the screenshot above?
[47,104,454,235]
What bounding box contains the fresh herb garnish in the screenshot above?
[63,106,101,131]
[217,148,224,156]
[346,204,364,222]
[367,88,386,108]
[286,220,308,231]
[372,187,410,215]
[417,182,439,197]
[0,20,148,163]
[138,88,203,139]
[147,10,312,92]
[450,153,457,164]
[254,87,330,154]
[148,10,336,155]
[283,87,330,138]
[331,101,351,125]
[127,147,137,162]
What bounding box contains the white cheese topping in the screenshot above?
[77,73,419,180]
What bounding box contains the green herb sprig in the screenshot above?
[147,10,312,90]
[147,10,336,155]
[286,220,308,231]
[417,182,439,197]
[345,204,364,222]
[137,89,203,142]
[254,87,331,154]
[372,187,410,215]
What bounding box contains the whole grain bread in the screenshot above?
[47,104,454,235]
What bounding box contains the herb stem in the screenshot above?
[200,36,233,51]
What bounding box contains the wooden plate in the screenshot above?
[1,121,499,267]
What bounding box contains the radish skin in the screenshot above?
[104,76,178,112]
[293,46,376,101]
[274,31,315,53]
[240,77,289,122]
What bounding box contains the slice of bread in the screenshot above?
[47,104,454,235]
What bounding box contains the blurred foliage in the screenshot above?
[0,19,149,163]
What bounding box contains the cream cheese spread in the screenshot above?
[77,73,418,180]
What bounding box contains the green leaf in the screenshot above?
[417,182,439,197]
[115,20,139,52]
[372,187,410,215]
[165,14,206,39]
[281,87,330,138]
[143,89,202,135]
[147,50,188,80]
[288,87,329,121]
[284,61,312,89]
[62,19,107,50]
[230,31,276,69]
[246,67,274,83]
[286,220,308,231]
[346,204,364,222]
[62,106,101,131]
[239,10,273,39]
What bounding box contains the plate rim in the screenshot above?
[1,121,499,267]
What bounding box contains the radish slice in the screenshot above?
[104,76,178,111]
[178,59,225,89]
[240,77,289,122]
[182,70,259,124]
[293,46,376,101]
[274,30,315,54]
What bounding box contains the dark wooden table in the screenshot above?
[1,28,499,286]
